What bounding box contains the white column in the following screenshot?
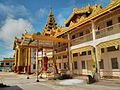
[92,20,96,41]
[91,20,100,74]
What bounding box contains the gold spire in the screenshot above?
[49,7,53,16]
[42,7,57,36]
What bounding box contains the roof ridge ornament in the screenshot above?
[25,29,28,34]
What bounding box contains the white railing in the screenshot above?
[57,23,120,51]
[71,33,93,46]
[56,45,68,53]
[95,23,120,39]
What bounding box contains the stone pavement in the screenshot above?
[0,72,120,90]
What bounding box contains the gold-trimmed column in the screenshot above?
[17,47,22,74]
[25,48,28,73]
[14,49,18,72]
[27,48,31,74]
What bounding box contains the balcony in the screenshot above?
[56,44,68,53]
[95,23,120,39]
[71,33,93,46]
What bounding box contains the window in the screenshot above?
[72,35,75,39]
[6,63,9,65]
[111,58,118,69]
[80,32,83,36]
[98,27,100,30]
[58,42,60,47]
[80,51,86,56]
[107,20,113,30]
[99,59,104,69]
[33,64,36,69]
[118,17,120,23]
[73,53,78,57]
[74,61,78,69]
[58,56,61,59]
[1,63,4,67]
[59,63,61,69]
[81,61,86,69]
[107,46,119,52]
[88,50,91,55]
[64,63,67,69]
[63,55,67,58]
[107,20,113,27]
[101,48,104,53]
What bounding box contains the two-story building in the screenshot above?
[54,0,120,78]
[13,0,120,78]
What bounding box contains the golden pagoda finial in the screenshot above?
[50,7,53,16]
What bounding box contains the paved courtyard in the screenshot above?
[0,72,120,90]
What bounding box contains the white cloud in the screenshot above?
[0,3,30,18]
[36,8,47,18]
[0,17,34,49]
[56,13,66,26]
[0,3,34,59]
[0,17,34,59]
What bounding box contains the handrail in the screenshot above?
[95,23,120,33]
[72,32,92,41]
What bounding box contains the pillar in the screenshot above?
[27,48,31,74]
[14,49,18,72]
[68,33,73,74]
[17,47,22,74]
[53,43,58,74]
[91,20,100,75]
[24,48,28,73]
[36,48,39,82]
[91,20,96,41]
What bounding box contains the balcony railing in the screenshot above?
[71,33,93,46]
[57,23,120,50]
[56,45,68,53]
[95,23,120,39]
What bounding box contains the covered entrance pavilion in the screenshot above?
[19,33,70,81]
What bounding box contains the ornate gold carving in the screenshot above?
[69,21,75,27]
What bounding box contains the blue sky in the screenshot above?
[0,0,110,60]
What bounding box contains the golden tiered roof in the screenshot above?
[42,8,57,36]
[64,4,102,26]
[54,26,66,37]
[56,0,120,37]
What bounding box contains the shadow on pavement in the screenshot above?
[0,85,23,90]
